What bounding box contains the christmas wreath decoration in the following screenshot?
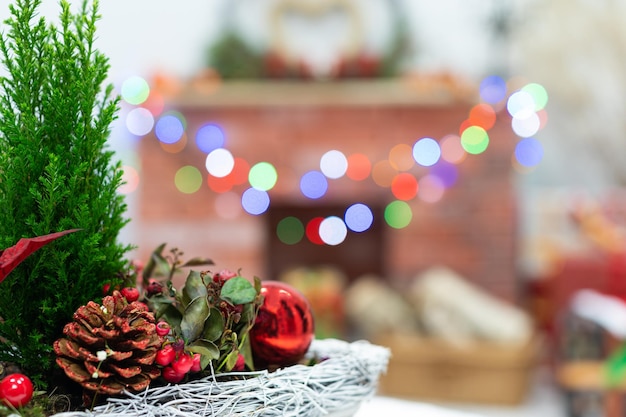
[46,244,389,416]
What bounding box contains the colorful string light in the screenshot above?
[119,74,548,245]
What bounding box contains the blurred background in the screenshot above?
[5,0,626,415]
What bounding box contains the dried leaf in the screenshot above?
[188,339,220,368]
[181,296,210,342]
[202,307,225,342]
[181,270,208,308]
[180,257,214,268]
[0,228,81,282]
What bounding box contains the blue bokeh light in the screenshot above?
[515,138,544,167]
[479,75,507,104]
[344,203,374,232]
[300,170,328,199]
[195,123,225,153]
[241,188,270,215]
[155,113,185,144]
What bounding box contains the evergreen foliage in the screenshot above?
[0,0,132,388]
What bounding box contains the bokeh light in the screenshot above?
[521,83,548,110]
[300,170,328,199]
[458,119,473,136]
[388,144,415,171]
[277,216,305,245]
[418,175,445,203]
[511,112,541,138]
[196,123,225,153]
[384,200,412,229]
[231,158,251,185]
[306,217,324,245]
[345,203,374,232]
[206,172,233,193]
[468,103,496,130]
[160,132,187,154]
[440,134,466,164]
[214,191,242,219]
[430,160,459,188]
[479,75,507,104]
[514,137,544,167]
[125,108,154,136]
[205,148,235,177]
[241,188,270,215]
[319,216,348,246]
[175,165,202,194]
[346,153,371,181]
[461,126,489,154]
[142,91,165,116]
[413,137,441,167]
[119,165,140,194]
[537,109,549,130]
[507,90,535,118]
[249,162,278,191]
[372,160,397,187]
[320,150,348,179]
[155,113,185,144]
[121,76,150,105]
[391,173,418,201]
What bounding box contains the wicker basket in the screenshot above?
[53,338,390,417]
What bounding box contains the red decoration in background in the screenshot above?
[0,229,81,283]
[305,217,324,245]
[250,281,315,368]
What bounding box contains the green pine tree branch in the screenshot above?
[0,0,132,389]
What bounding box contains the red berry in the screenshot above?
[233,353,245,372]
[155,321,170,337]
[102,283,111,295]
[146,279,164,296]
[155,345,176,366]
[190,353,202,373]
[0,373,33,408]
[161,366,185,383]
[213,269,237,284]
[121,287,139,302]
[172,352,193,375]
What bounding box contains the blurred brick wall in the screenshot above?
[135,82,520,302]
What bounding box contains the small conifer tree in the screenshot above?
[0,0,132,388]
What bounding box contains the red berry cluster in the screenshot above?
[152,320,244,383]
[152,322,192,383]
[155,342,202,384]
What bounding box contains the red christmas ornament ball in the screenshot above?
[0,373,33,408]
[250,281,315,368]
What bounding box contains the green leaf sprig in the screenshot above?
[140,244,263,375]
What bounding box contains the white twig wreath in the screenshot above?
[53,339,390,417]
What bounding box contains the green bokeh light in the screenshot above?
[175,165,202,194]
[277,216,305,245]
[121,76,150,105]
[249,162,278,191]
[461,126,489,155]
[521,83,548,110]
[384,200,412,229]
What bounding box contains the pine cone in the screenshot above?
[53,291,161,400]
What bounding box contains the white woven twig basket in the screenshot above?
[53,338,390,417]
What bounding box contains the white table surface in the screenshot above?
[354,397,484,417]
